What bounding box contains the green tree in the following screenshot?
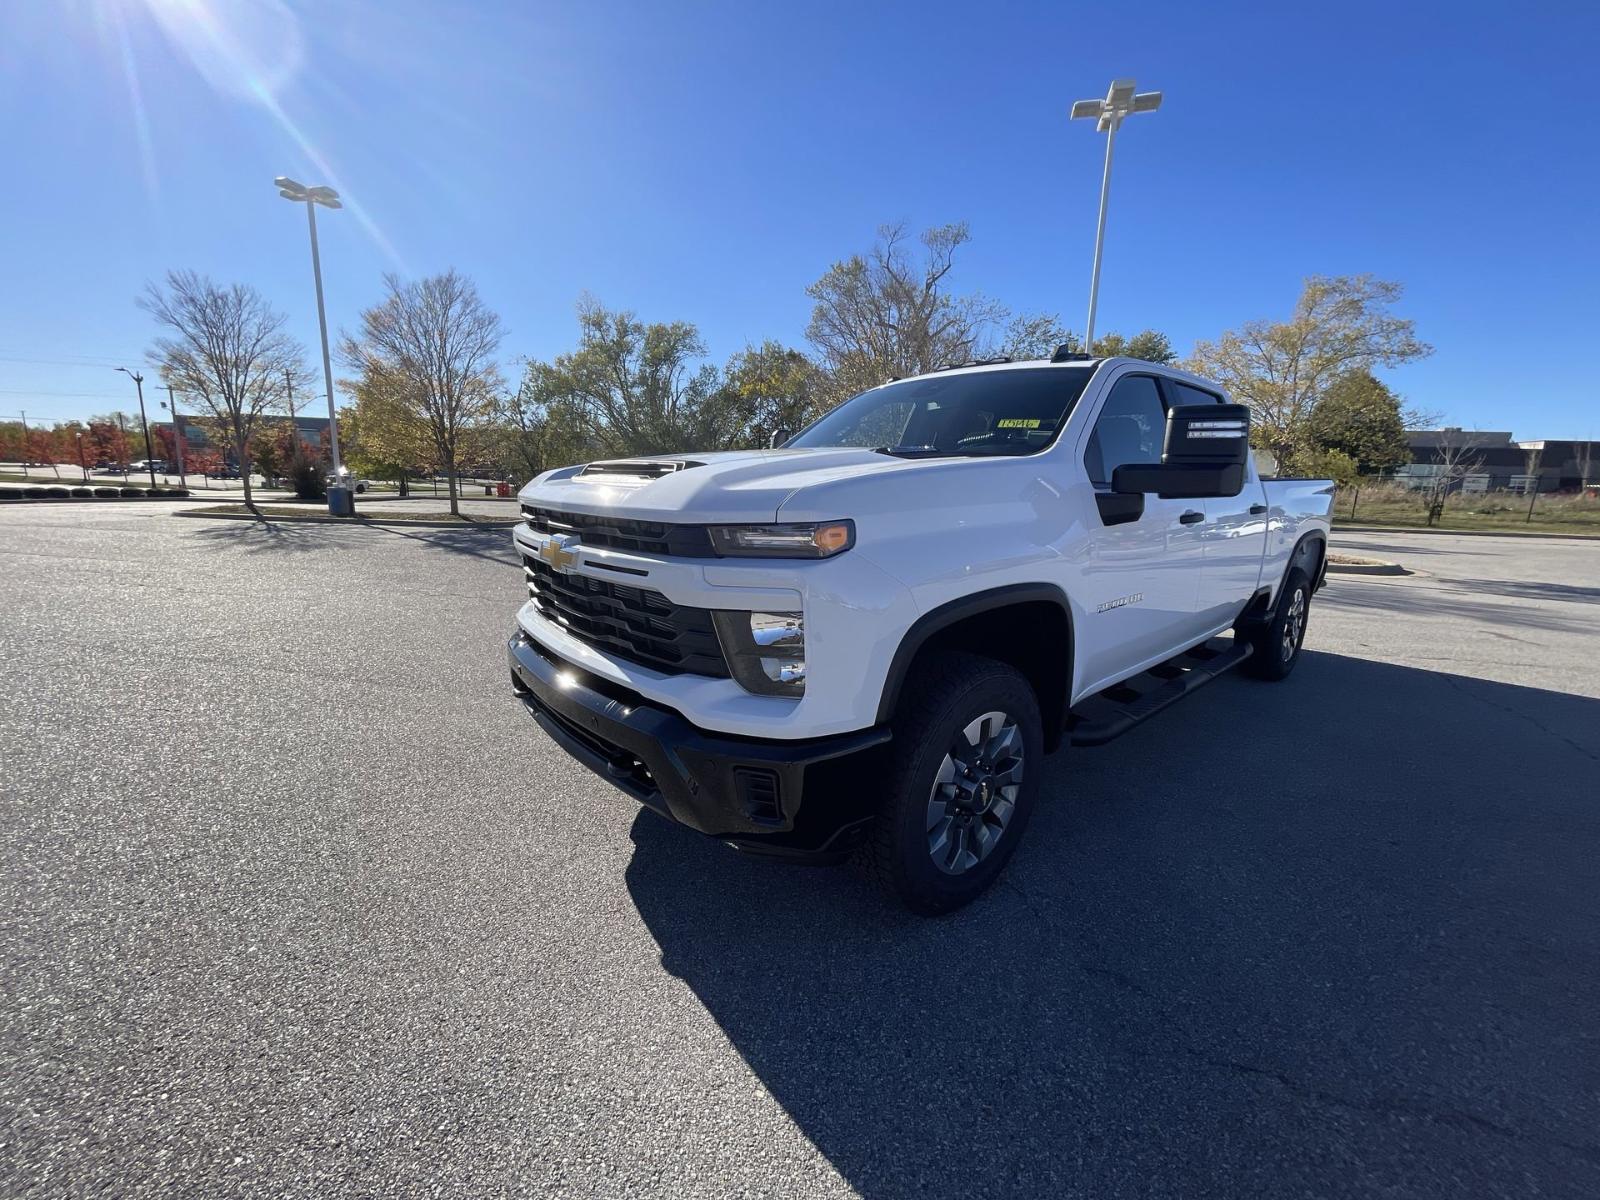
[1089,329,1176,363]
[515,297,722,460]
[711,341,828,445]
[1292,446,1360,489]
[1304,369,1412,475]
[1186,275,1431,467]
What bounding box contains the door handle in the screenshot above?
[1249,503,1268,515]
[1179,510,1205,525]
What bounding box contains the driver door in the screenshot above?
[1075,372,1207,693]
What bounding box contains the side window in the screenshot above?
[1084,375,1165,487]
[1169,381,1223,407]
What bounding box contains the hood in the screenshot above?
[518,448,930,524]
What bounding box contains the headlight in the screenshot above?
[707,521,854,559]
[712,610,805,697]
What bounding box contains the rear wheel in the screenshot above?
[861,652,1043,915]
[1242,566,1312,680]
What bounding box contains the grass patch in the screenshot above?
[1334,484,1600,536]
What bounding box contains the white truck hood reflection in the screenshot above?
[517,448,937,524]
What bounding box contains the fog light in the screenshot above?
[713,610,805,697]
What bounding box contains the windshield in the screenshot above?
[787,367,1094,456]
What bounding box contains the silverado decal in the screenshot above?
[1097,592,1144,613]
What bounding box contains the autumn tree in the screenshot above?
[142,270,302,508]
[1186,275,1431,467]
[340,270,504,517]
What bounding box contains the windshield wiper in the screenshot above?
[871,445,949,458]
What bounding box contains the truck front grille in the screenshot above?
[521,553,729,677]
[520,505,717,558]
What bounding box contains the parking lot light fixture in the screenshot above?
[115,367,158,489]
[1070,78,1163,356]
[274,175,348,515]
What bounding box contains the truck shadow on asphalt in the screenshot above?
[624,651,1600,1198]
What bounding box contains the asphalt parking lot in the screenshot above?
[3,503,1597,1198]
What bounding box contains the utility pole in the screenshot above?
[116,368,158,488]
[116,413,130,481]
[163,385,186,484]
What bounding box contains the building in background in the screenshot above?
[1391,429,1594,494]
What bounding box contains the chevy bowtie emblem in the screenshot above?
[538,535,580,573]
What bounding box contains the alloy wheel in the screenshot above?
[925,710,1024,875]
[1282,586,1307,662]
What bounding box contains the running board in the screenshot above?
[1066,637,1254,747]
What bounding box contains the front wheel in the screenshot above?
[1242,566,1312,680]
[861,652,1043,915]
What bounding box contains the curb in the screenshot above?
[174,510,519,529]
[1333,522,1600,542]
[1326,559,1410,577]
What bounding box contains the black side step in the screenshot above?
[1066,637,1253,747]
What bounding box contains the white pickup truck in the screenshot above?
[509,352,1334,912]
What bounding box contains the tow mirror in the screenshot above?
[1111,404,1249,498]
[769,427,792,449]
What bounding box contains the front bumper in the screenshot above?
[508,631,891,858]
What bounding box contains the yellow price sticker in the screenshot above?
[996,418,1042,429]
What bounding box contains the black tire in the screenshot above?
[1242,566,1312,681]
[861,651,1043,915]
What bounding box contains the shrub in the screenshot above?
[25,486,48,498]
[170,486,190,497]
[94,487,120,498]
[119,487,142,498]
[45,486,70,499]
[289,461,326,499]
[71,487,94,497]
[0,486,22,500]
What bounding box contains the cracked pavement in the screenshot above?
[3,504,1598,1197]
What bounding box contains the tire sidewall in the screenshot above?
[886,665,1044,913]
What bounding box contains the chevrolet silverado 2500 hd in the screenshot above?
[508,353,1334,913]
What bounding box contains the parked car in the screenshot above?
[506,353,1335,913]
[129,459,168,474]
[326,470,373,493]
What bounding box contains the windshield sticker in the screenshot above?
[996,418,1042,429]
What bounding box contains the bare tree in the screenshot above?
[1187,275,1432,467]
[1574,440,1593,489]
[1425,428,1484,526]
[142,271,304,509]
[340,270,505,517]
[805,222,1064,403]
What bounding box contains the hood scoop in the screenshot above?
[576,458,704,482]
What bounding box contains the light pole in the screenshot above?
[161,385,186,484]
[275,175,350,515]
[115,367,159,489]
[76,431,88,483]
[1069,78,1162,356]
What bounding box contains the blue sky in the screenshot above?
[3,0,1596,437]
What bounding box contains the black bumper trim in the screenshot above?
[508,631,890,854]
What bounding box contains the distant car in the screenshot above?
[327,472,372,494]
[209,467,241,479]
[129,459,168,473]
